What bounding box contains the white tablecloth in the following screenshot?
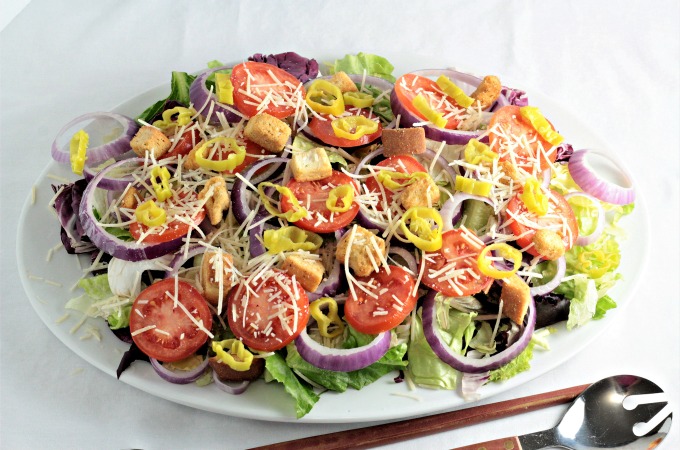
[1,1,678,448]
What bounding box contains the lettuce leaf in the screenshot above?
[65,273,131,329]
[329,52,396,82]
[137,71,197,123]
[264,353,319,419]
[488,341,535,382]
[342,326,408,390]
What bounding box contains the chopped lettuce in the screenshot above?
[137,71,197,123]
[358,83,394,123]
[329,52,396,82]
[488,341,535,382]
[65,273,132,328]
[559,275,599,330]
[264,353,319,419]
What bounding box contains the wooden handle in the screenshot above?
[248,383,588,450]
[452,436,522,450]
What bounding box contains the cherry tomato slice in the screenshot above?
[420,229,492,297]
[164,129,200,159]
[230,61,305,119]
[227,270,309,352]
[129,279,213,362]
[307,107,382,148]
[280,170,359,234]
[344,265,417,334]
[504,189,579,257]
[363,155,427,208]
[129,192,206,244]
[393,73,462,129]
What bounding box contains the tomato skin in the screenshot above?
[394,73,462,129]
[344,265,417,334]
[364,155,427,207]
[280,170,360,234]
[420,229,492,297]
[227,271,309,352]
[307,107,382,148]
[129,279,213,362]
[164,129,200,159]
[129,193,206,244]
[488,105,557,173]
[230,61,304,119]
[504,189,579,257]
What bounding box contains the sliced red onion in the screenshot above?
[150,356,209,384]
[564,191,606,246]
[422,148,458,184]
[568,149,635,205]
[307,257,342,302]
[440,192,495,232]
[294,328,391,372]
[387,246,418,274]
[79,160,186,261]
[231,157,289,224]
[421,289,536,373]
[189,66,246,124]
[461,371,490,401]
[82,158,144,191]
[541,168,552,189]
[51,112,139,165]
[164,244,207,278]
[529,256,566,297]
[212,371,250,395]
[352,146,390,232]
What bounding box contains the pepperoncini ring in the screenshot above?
[412,93,447,128]
[520,177,549,216]
[153,106,197,129]
[400,207,443,252]
[310,297,345,339]
[69,130,89,175]
[376,171,429,191]
[519,106,564,146]
[306,79,345,116]
[257,181,308,222]
[455,176,493,197]
[343,91,374,108]
[331,115,379,140]
[477,243,522,279]
[464,139,499,166]
[195,137,246,172]
[436,75,475,108]
[263,226,323,254]
[326,184,355,213]
[577,250,613,279]
[212,339,254,372]
[150,166,173,202]
[214,72,234,105]
[134,200,167,227]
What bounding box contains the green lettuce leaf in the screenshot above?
[285,344,350,392]
[342,326,408,390]
[488,341,535,382]
[329,52,396,82]
[264,353,319,419]
[65,274,132,328]
[137,71,197,123]
[593,295,617,320]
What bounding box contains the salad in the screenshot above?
[47,51,635,418]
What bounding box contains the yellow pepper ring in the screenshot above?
[519,106,564,146]
[436,75,475,108]
[464,139,499,165]
[331,115,379,140]
[153,106,196,129]
[212,339,254,372]
[377,171,429,191]
[214,72,234,105]
[195,137,246,172]
[326,184,355,213]
[477,243,522,279]
[412,94,447,128]
[69,130,89,175]
[455,176,493,197]
[310,297,345,339]
[263,226,323,254]
[134,200,167,227]
[520,177,549,216]
[257,181,308,222]
[150,166,173,202]
[306,79,345,116]
[400,207,443,252]
[343,91,374,108]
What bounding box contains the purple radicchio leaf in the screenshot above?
[248,51,319,83]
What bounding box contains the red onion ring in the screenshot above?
[422,148,458,185]
[568,149,635,205]
[189,66,246,124]
[231,157,289,224]
[387,246,418,274]
[51,112,139,165]
[82,158,146,191]
[421,289,536,373]
[440,192,495,232]
[564,191,606,246]
[164,244,207,278]
[294,327,391,372]
[529,256,566,297]
[307,256,343,302]
[541,168,552,189]
[212,370,250,395]
[150,356,209,384]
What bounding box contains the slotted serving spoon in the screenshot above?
[454,374,672,449]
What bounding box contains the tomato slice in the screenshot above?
[280,170,359,233]
[363,155,427,208]
[420,229,492,297]
[129,192,206,243]
[488,105,557,173]
[227,270,309,352]
[164,128,200,159]
[393,73,463,129]
[344,265,417,334]
[129,279,213,362]
[230,61,305,119]
[504,189,579,257]
[307,107,382,148]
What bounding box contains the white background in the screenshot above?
[1,1,678,449]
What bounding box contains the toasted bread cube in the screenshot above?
[328,71,358,93]
[119,187,140,210]
[399,177,440,210]
[381,127,426,157]
[243,113,291,153]
[532,229,566,260]
[471,75,502,110]
[282,255,325,292]
[500,274,531,325]
[291,147,333,182]
[200,251,236,306]
[130,126,172,159]
[335,226,387,277]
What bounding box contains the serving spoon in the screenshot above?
[454,374,672,449]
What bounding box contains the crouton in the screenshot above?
[328,71,358,93]
[243,113,291,153]
[498,160,521,182]
[291,147,333,182]
[130,126,172,159]
[200,251,236,306]
[119,187,140,210]
[399,176,440,210]
[532,229,566,260]
[198,176,230,225]
[335,225,387,277]
[281,255,325,292]
[471,75,502,110]
[500,274,531,325]
[381,127,426,157]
